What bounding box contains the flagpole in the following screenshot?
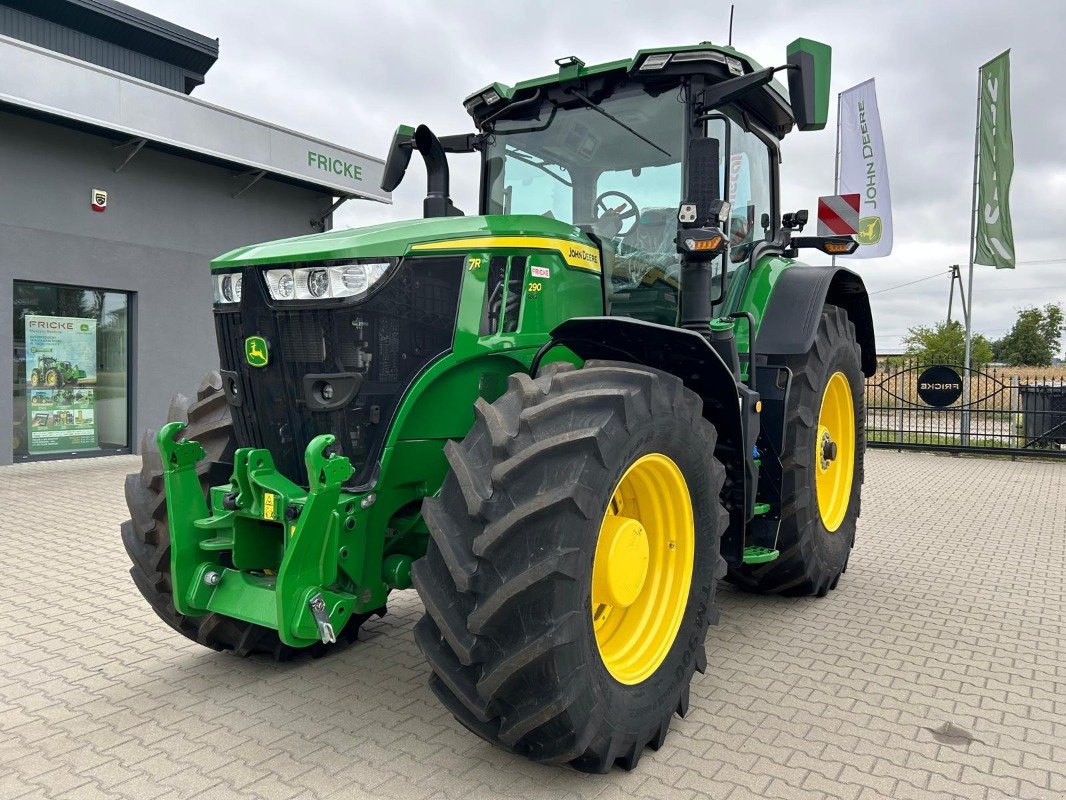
[962,67,983,446]
[831,90,842,268]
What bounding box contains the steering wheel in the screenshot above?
[594,190,639,237]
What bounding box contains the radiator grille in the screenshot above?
[214,256,463,487]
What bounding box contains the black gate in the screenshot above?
[865,358,1066,458]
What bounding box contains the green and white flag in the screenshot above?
[837,78,892,258]
[974,50,1015,269]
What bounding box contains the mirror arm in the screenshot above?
[438,133,482,153]
[693,67,776,120]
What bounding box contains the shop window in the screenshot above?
[12,281,130,459]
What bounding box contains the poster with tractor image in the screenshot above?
[25,315,97,454]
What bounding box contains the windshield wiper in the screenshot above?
[504,146,572,187]
[566,88,672,158]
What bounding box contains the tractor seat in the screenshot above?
[611,208,682,288]
[620,207,678,256]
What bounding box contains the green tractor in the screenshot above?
[123,37,874,772]
[29,355,86,388]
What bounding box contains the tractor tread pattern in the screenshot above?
[728,305,865,596]
[412,360,727,773]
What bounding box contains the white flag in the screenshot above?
[837,79,893,258]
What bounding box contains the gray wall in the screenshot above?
[0,109,334,465]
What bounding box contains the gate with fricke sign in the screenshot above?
[865,358,1066,458]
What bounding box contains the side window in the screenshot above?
[725,123,773,264]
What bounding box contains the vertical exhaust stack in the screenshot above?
[413,125,463,218]
[379,124,463,219]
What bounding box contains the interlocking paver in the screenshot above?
[1,450,1064,800]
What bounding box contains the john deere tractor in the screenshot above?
[29,355,86,388]
[123,37,874,772]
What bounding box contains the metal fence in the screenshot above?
[865,358,1066,458]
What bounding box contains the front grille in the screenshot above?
[215,256,464,487]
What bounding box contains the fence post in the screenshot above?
[1010,374,1020,452]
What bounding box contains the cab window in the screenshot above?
[721,119,773,265]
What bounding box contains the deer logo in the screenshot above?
[857,216,882,245]
[245,336,269,367]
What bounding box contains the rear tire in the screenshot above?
[413,361,728,772]
[729,304,864,596]
[121,370,381,659]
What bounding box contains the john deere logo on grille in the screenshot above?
[245,336,269,367]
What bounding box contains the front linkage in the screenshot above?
[158,423,398,647]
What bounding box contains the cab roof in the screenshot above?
[464,42,796,138]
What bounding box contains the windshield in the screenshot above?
[483,87,690,322]
[483,85,684,228]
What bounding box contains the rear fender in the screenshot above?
[755,266,876,376]
[544,317,748,564]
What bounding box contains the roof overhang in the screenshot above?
[0,34,390,203]
[464,43,796,139]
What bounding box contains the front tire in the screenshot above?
[729,304,865,596]
[413,361,728,772]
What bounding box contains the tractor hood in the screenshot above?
[211,215,592,271]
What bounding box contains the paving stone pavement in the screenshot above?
[0,451,1063,800]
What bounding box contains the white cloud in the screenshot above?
[132,0,1066,355]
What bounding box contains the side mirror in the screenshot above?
[380,124,415,192]
[785,38,831,132]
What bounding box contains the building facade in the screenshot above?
[1,0,388,465]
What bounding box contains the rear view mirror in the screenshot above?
[380,124,415,192]
[785,38,831,132]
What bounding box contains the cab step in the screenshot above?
[742,546,780,564]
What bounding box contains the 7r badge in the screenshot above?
[245,336,269,367]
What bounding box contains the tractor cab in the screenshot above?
[386,40,831,328]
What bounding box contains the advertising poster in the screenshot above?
[25,315,98,454]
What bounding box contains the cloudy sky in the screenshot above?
[135,0,1065,356]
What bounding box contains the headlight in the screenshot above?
[639,53,672,70]
[266,270,295,299]
[306,269,330,298]
[213,272,241,305]
[264,261,395,301]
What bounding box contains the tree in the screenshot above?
[901,320,993,367]
[994,304,1064,366]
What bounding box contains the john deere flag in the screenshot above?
[974,50,1015,269]
[837,78,893,258]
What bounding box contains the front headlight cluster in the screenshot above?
[264,261,393,301]
[213,273,242,305]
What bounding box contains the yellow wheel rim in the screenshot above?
[815,371,855,532]
[592,453,694,685]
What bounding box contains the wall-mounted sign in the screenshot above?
[917,365,964,407]
[25,315,98,453]
[91,189,108,212]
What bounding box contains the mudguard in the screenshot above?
[544,316,749,563]
[755,266,876,376]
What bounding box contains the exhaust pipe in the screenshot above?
[379,124,463,219]
[413,125,461,218]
